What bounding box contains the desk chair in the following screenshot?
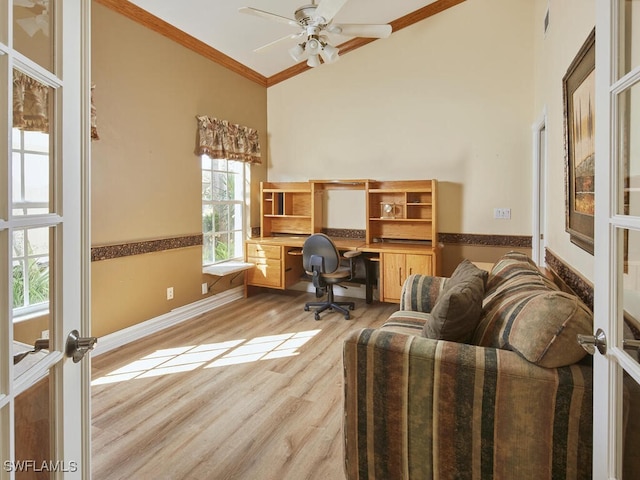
[302,234,361,320]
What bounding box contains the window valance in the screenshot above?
[195,115,262,165]
[13,70,49,133]
[13,70,100,140]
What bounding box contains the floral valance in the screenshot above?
[13,70,100,140]
[13,69,49,133]
[91,84,99,140]
[195,115,261,165]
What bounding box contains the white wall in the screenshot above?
[267,0,536,236]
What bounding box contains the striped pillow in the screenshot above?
[504,290,592,367]
[473,253,593,367]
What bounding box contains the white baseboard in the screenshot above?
[93,286,244,356]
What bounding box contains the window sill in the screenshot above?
[13,308,50,324]
[203,261,253,277]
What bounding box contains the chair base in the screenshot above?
[304,285,354,320]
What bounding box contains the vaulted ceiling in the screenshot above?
[95,0,465,87]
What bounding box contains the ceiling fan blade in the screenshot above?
[329,23,392,38]
[238,7,299,28]
[314,0,348,23]
[254,32,304,53]
[14,0,37,7]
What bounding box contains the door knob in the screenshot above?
[577,328,607,355]
[65,330,98,363]
[623,339,640,351]
[13,338,49,365]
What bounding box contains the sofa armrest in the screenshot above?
[343,328,592,480]
[399,274,449,312]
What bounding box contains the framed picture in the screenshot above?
[563,28,596,254]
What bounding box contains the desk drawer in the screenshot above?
[246,258,282,288]
[246,243,281,260]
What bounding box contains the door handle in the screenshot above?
[65,330,98,363]
[577,328,607,355]
[13,338,50,365]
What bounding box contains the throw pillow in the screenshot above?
[451,258,489,287]
[423,260,487,342]
[504,290,593,368]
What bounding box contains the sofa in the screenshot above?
[343,252,594,479]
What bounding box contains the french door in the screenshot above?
[1,1,92,479]
[593,0,640,477]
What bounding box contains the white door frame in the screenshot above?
[593,0,640,477]
[532,108,547,266]
[0,1,92,478]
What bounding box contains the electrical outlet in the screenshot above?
[202,283,208,295]
[493,208,511,219]
[41,330,49,339]
[167,287,174,300]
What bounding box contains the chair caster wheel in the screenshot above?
[349,305,355,310]
[344,314,350,320]
[304,306,310,311]
[314,313,321,321]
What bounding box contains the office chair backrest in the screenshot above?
[302,234,341,274]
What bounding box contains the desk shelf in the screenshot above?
[260,182,322,236]
[366,180,438,245]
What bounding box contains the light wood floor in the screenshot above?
[91,290,398,480]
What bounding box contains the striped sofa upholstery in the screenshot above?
[343,252,593,479]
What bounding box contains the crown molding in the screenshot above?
[97,0,466,88]
[94,0,268,87]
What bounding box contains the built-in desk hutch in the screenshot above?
[245,179,439,303]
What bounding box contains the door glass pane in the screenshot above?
[13,0,54,73]
[13,373,52,479]
[619,81,640,216]
[619,0,640,78]
[12,70,52,216]
[623,370,640,477]
[12,225,51,382]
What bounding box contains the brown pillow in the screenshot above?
[423,260,487,342]
[505,291,592,368]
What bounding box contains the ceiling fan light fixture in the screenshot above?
[289,43,307,62]
[306,37,321,55]
[320,43,339,63]
[307,54,321,68]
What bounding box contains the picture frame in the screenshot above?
[563,28,596,255]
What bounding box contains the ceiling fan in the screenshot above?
[14,0,49,38]
[239,0,392,68]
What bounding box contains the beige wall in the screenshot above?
[267,0,597,282]
[532,0,595,281]
[91,3,267,336]
[267,0,535,239]
[90,0,598,337]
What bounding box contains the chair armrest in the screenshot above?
[343,328,592,480]
[399,274,449,312]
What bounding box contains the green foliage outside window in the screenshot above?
[13,259,49,308]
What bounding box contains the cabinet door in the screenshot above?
[381,253,405,303]
[405,253,432,277]
[382,252,433,303]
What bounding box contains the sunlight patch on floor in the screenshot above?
[92,329,321,385]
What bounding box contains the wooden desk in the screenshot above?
[245,236,439,304]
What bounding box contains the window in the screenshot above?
[11,128,51,316]
[201,157,247,265]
